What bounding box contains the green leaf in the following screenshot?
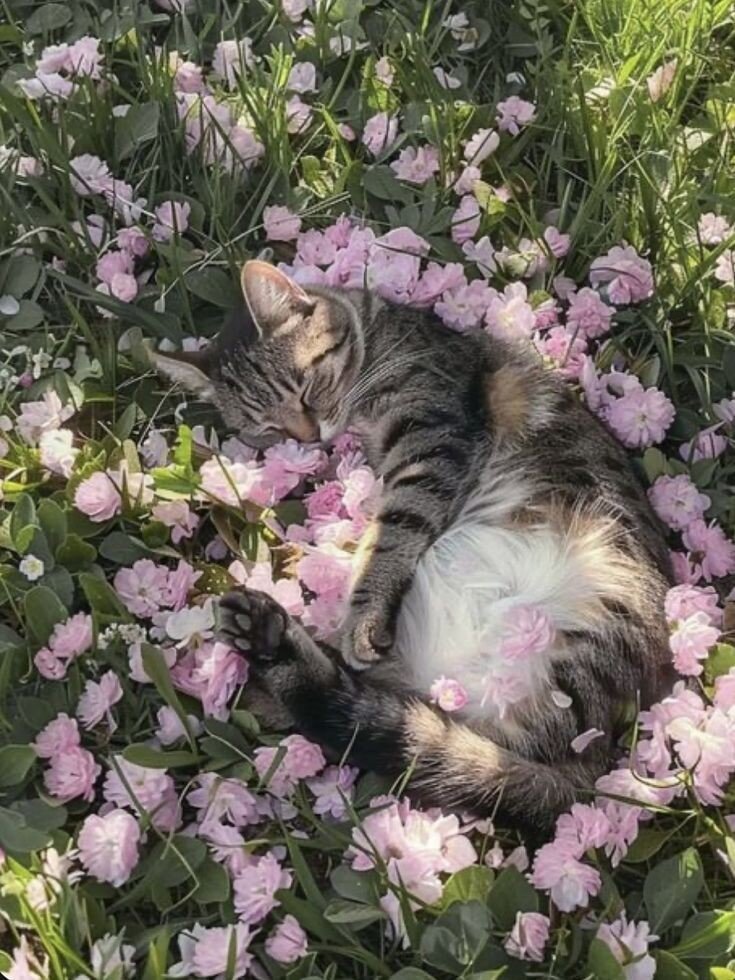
[10,799,67,833]
[173,425,193,467]
[23,585,68,646]
[277,891,343,942]
[486,866,539,930]
[192,856,230,905]
[39,566,73,608]
[286,833,327,911]
[3,255,40,297]
[330,865,377,904]
[653,950,697,979]
[184,267,238,308]
[99,531,149,565]
[421,902,492,971]
[115,102,161,160]
[79,572,130,617]
[10,493,36,550]
[122,745,198,769]
[113,403,138,441]
[363,165,414,202]
[642,447,667,483]
[8,300,45,331]
[26,3,72,33]
[623,827,671,863]
[37,499,68,555]
[670,911,735,959]
[56,534,97,571]
[0,745,36,787]
[323,899,385,926]
[441,866,494,908]
[587,939,626,979]
[0,806,50,852]
[141,644,196,750]
[147,835,206,888]
[643,848,704,932]
[390,971,436,980]
[707,644,735,680]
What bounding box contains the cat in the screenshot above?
[151,259,676,833]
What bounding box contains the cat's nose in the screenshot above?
[285,414,320,443]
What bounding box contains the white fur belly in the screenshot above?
[394,516,605,724]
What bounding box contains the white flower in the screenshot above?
[19,555,45,581]
[165,598,215,647]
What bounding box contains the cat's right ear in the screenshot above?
[148,347,215,399]
[241,260,314,338]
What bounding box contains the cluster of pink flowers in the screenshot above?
[348,797,477,938]
[34,612,94,679]
[581,364,675,449]
[20,36,104,101]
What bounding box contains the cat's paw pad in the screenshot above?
[218,590,288,662]
[342,609,394,670]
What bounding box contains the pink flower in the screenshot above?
[152,200,191,242]
[485,282,536,339]
[368,227,429,303]
[96,249,133,284]
[33,713,80,758]
[265,439,325,475]
[451,195,481,245]
[679,423,728,462]
[463,128,500,164]
[152,500,199,543]
[39,428,78,477]
[77,671,123,730]
[648,474,710,531]
[165,559,202,611]
[288,62,317,93]
[265,916,308,964]
[361,112,397,156]
[411,261,466,307]
[429,676,469,712]
[298,547,352,602]
[34,646,66,680]
[44,747,100,803]
[566,287,613,339]
[435,279,494,331]
[78,809,141,886]
[74,471,122,522]
[434,66,461,89]
[104,272,138,303]
[306,765,359,819]
[664,584,722,626]
[682,519,735,581]
[452,164,481,195]
[286,96,312,134]
[254,734,326,796]
[70,154,112,195]
[697,213,733,246]
[571,727,606,753]
[669,612,720,676]
[306,481,344,519]
[232,561,305,617]
[171,641,247,719]
[555,802,612,851]
[597,915,657,980]
[114,559,171,617]
[390,145,441,184]
[172,923,254,979]
[647,59,677,102]
[37,43,72,74]
[496,96,536,135]
[536,325,588,379]
[606,386,675,448]
[263,205,302,242]
[715,669,735,711]
[188,773,259,828]
[530,838,601,911]
[589,245,654,304]
[103,757,175,813]
[374,56,394,86]
[50,612,94,660]
[504,912,550,962]
[67,36,103,78]
[16,390,74,444]
[233,853,293,924]
[543,225,570,258]
[174,60,205,93]
[212,38,255,87]
[462,236,496,277]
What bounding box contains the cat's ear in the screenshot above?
[149,347,215,399]
[241,260,314,338]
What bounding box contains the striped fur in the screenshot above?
[157,260,675,832]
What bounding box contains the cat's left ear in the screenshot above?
[148,347,215,399]
[241,260,314,338]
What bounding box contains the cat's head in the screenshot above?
[151,260,364,447]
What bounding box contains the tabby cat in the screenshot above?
[152,259,675,832]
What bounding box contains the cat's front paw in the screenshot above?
[342,606,394,670]
[218,589,288,663]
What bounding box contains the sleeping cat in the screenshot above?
[152,259,675,832]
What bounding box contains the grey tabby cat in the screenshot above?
[152,259,675,832]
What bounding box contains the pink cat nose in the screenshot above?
[285,414,320,443]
